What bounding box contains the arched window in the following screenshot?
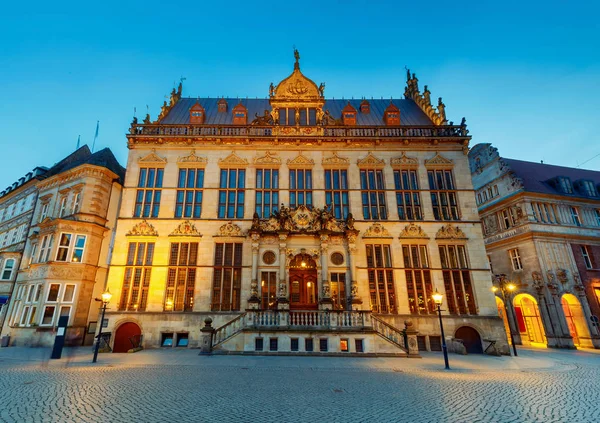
[1,258,15,280]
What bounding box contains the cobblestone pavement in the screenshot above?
[1,347,599,423]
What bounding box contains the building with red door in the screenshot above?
[103,52,508,355]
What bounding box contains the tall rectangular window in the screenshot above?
[439,245,477,315]
[402,245,434,314]
[570,207,581,226]
[509,248,523,270]
[595,209,600,226]
[59,197,68,217]
[330,272,346,310]
[165,243,198,311]
[119,242,155,311]
[40,202,50,222]
[218,169,245,218]
[428,169,459,220]
[360,170,387,220]
[211,243,242,311]
[260,271,277,310]
[289,169,312,209]
[55,233,86,263]
[365,244,396,313]
[324,169,349,219]
[175,168,204,218]
[134,168,164,218]
[394,170,422,220]
[581,246,593,269]
[255,169,279,218]
[38,234,54,263]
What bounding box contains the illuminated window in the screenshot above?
[360,170,387,220]
[218,169,245,218]
[428,169,459,220]
[394,169,422,220]
[403,245,434,314]
[134,167,164,218]
[365,244,396,314]
[261,271,277,310]
[55,233,86,263]
[255,169,279,218]
[119,242,155,311]
[211,243,242,311]
[324,169,349,219]
[164,243,198,312]
[289,169,313,209]
[330,272,346,310]
[439,245,477,315]
[175,168,204,218]
[509,248,523,271]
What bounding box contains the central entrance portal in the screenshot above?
[289,254,318,310]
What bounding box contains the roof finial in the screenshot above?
[294,48,300,70]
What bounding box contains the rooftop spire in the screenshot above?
[294,48,300,70]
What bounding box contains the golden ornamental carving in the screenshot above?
[138,150,167,165]
[250,205,351,234]
[362,223,392,238]
[218,152,249,168]
[322,152,350,168]
[217,221,244,237]
[286,153,314,168]
[170,220,202,237]
[177,150,208,166]
[272,51,321,101]
[425,153,453,168]
[357,153,385,169]
[127,220,158,236]
[399,223,428,239]
[435,224,467,240]
[390,152,419,168]
[254,152,281,166]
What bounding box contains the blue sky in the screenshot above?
[1,1,598,186]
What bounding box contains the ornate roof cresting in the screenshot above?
[404,69,447,125]
[127,220,158,236]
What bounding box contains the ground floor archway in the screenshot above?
[495,296,512,345]
[113,322,142,353]
[455,326,483,354]
[561,293,591,347]
[513,293,546,346]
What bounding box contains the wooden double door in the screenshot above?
[289,269,318,310]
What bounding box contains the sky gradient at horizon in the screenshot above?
[1,1,598,187]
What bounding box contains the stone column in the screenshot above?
[248,232,260,310]
[277,232,289,310]
[319,233,332,310]
[346,229,362,308]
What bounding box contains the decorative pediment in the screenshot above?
[178,150,208,166]
[170,220,202,237]
[287,153,314,168]
[254,152,281,166]
[357,153,385,169]
[218,152,248,168]
[322,152,350,168]
[399,223,428,239]
[272,50,321,101]
[425,153,453,168]
[138,150,167,165]
[127,220,158,237]
[390,153,419,169]
[362,223,392,238]
[217,221,244,237]
[250,205,349,234]
[435,224,467,240]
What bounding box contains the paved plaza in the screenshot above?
[1,347,599,423]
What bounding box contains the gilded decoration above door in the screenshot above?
[250,205,355,235]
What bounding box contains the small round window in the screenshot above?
[262,251,276,265]
[330,252,344,266]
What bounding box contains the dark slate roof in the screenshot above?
[44,145,126,184]
[160,98,433,125]
[505,158,600,198]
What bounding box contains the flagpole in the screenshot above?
[92,121,99,152]
[76,135,80,150]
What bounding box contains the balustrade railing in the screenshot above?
[212,313,246,347]
[371,315,406,350]
[246,310,371,330]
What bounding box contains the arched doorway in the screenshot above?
[561,293,591,347]
[289,253,318,310]
[495,296,512,345]
[513,294,546,346]
[113,322,142,353]
[455,326,483,354]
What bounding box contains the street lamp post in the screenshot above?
[432,289,450,370]
[92,289,113,363]
[493,275,518,357]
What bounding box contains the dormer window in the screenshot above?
[575,179,598,197]
[217,98,228,113]
[342,102,357,126]
[232,103,247,125]
[189,102,205,124]
[555,176,573,194]
[384,102,400,125]
[360,100,370,114]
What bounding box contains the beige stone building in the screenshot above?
[469,143,600,349]
[103,52,507,355]
[1,146,124,346]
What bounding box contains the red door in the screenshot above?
[113,322,141,353]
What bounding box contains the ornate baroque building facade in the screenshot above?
[103,52,507,355]
[0,146,125,347]
[469,143,600,349]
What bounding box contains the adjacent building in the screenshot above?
[469,143,600,349]
[103,52,507,355]
[0,146,125,347]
